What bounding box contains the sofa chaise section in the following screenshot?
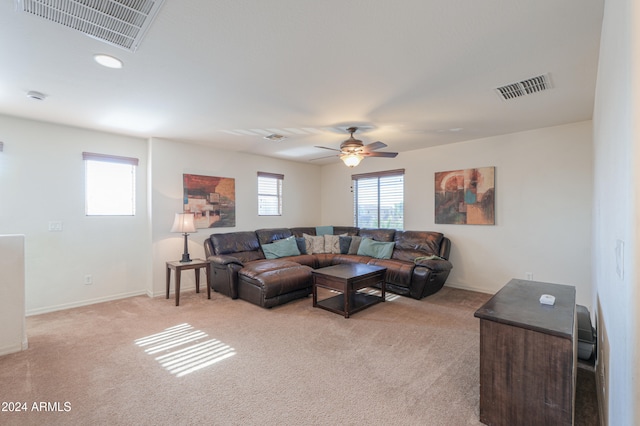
[205,230,313,306]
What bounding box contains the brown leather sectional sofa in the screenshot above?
[203,226,453,309]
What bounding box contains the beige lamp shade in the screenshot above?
[170,213,196,234]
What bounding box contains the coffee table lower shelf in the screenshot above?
[312,263,387,318]
[315,292,383,318]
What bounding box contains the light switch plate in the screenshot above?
[615,239,624,280]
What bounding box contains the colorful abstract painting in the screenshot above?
[435,167,495,225]
[183,174,236,228]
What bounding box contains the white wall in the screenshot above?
[0,115,150,315]
[592,0,640,423]
[148,138,322,297]
[320,121,594,308]
[0,235,26,355]
[0,116,323,313]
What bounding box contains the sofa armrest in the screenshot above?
[209,254,244,267]
[208,255,244,299]
[439,237,451,259]
[413,257,453,272]
[410,262,453,299]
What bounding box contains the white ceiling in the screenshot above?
[0,0,604,164]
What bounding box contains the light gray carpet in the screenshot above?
[0,286,598,425]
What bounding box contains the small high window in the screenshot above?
[258,172,283,216]
[83,152,137,216]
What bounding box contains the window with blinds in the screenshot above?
[258,172,283,216]
[352,169,404,229]
[83,152,138,216]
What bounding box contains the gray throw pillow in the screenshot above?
[339,236,352,254]
[295,237,307,254]
[348,236,363,255]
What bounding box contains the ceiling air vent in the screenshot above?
[16,0,166,51]
[495,74,552,100]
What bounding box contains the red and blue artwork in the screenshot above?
[435,167,495,225]
[183,174,236,228]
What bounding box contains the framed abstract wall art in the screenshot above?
[183,174,236,228]
[434,167,495,225]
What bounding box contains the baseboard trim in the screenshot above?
[150,283,198,299]
[26,290,149,316]
[444,282,493,295]
[0,342,26,357]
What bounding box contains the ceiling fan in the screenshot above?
[312,127,398,167]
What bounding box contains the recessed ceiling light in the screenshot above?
[94,54,123,69]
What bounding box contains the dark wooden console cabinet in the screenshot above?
[474,279,577,426]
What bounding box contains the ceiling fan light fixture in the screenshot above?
[26,90,47,101]
[312,125,397,165]
[341,153,363,168]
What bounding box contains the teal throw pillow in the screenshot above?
[262,236,301,259]
[315,225,334,236]
[357,237,395,259]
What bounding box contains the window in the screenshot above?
[83,152,137,216]
[258,172,283,216]
[353,169,404,229]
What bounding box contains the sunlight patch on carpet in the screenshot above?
[134,323,235,377]
[359,288,401,301]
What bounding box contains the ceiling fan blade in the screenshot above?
[309,154,339,161]
[363,151,398,158]
[314,145,342,152]
[362,141,387,152]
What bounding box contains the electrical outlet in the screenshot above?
[48,221,63,232]
[84,275,93,285]
[525,272,533,280]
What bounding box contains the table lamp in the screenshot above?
[170,213,197,262]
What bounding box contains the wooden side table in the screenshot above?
[166,259,211,306]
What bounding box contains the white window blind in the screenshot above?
[353,169,404,229]
[258,172,283,216]
[83,152,137,216]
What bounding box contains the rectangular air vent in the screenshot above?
[495,74,552,100]
[17,0,166,51]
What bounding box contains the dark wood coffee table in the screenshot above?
[312,263,386,318]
